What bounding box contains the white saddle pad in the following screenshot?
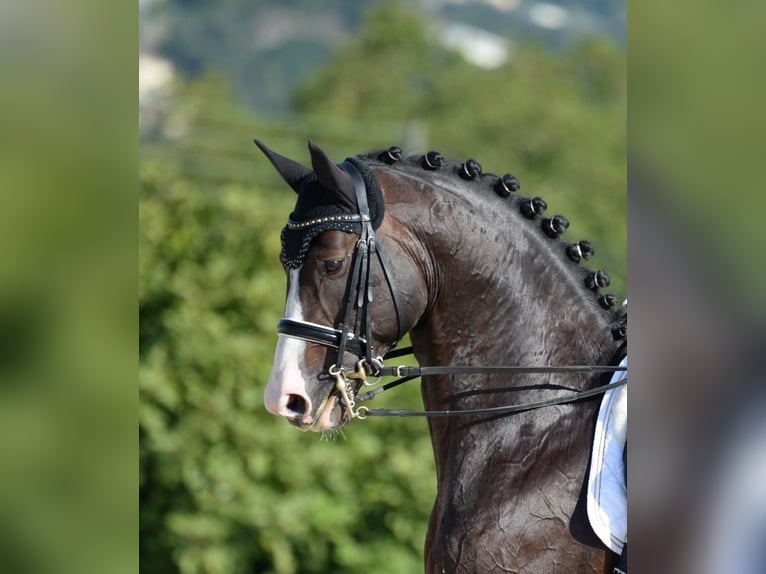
[587,355,627,554]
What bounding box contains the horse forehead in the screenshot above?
[311,229,357,252]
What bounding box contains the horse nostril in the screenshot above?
[286,394,308,416]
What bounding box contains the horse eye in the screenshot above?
[324,259,344,273]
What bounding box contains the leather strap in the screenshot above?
[361,379,627,418]
[277,318,367,356]
[340,160,374,366]
[340,161,406,362]
[378,365,627,377]
[375,245,406,346]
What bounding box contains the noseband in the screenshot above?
[276,161,626,422]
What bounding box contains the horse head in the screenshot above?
[256,140,428,431]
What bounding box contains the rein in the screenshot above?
[276,160,627,421]
[339,349,627,419]
[357,379,627,419]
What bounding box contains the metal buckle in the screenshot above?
[363,356,385,386]
[370,356,384,374]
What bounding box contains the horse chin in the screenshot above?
[284,383,358,432]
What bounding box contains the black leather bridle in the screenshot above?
[276,161,626,421]
[276,160,407,365]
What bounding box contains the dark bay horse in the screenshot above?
[257,140,626,573]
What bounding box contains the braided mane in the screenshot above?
[357,146,627,343]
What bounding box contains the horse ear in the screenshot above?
[307,140,357,212]
[254,139,312,193]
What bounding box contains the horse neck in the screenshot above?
[386,171,619,486]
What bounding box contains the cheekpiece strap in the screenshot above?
[335,161,376,367]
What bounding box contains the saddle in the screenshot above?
[587,355,627,569]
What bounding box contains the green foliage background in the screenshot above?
[140,4,625,573]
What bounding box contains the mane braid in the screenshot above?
[357,148,625,332]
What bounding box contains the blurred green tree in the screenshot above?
[140,77,435,574]
[296,2,626,292]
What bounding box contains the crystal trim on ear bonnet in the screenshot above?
[280,156,383,268]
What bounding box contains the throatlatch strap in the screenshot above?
[375,246,406,346]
